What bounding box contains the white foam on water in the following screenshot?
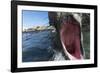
[47,46,66,61]
[53,50,66,61]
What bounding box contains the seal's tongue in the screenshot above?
[60,15,83,59]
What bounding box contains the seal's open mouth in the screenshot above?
[61,38,83,60]
[60,15,83,60]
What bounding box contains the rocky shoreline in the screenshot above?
[23,26,55,33]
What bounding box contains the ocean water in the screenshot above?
[22,30,90,62]
[22,30,65,62]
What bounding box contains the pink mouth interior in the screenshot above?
[60,19,82,59]
[61,34,82,59]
